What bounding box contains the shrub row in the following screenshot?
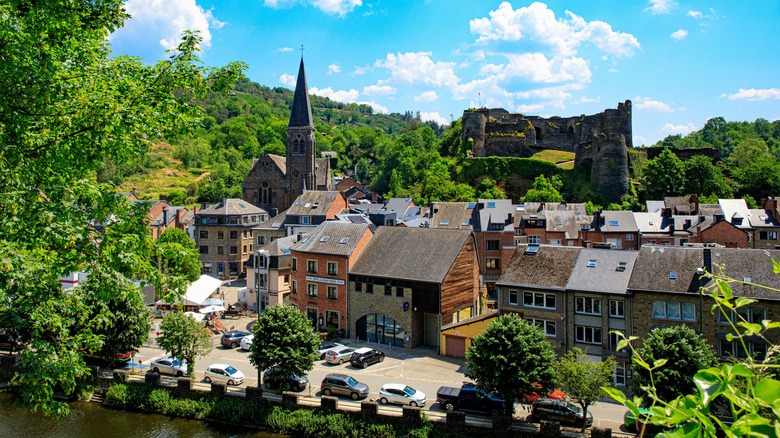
[105,383,436,437]
[460,157,562,182]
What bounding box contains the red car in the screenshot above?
[521,382,566,403]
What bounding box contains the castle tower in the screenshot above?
[286,57,316,201]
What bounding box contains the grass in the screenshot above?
[531,149,575,164]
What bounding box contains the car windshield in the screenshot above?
[346,377,358,386]
[403,386,416,396]
[224,366,238,374]
[567,402,582,414]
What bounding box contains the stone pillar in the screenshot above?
[245,386,263,401]
[145,371,160,385]
[176,377,193,396]
[402,405,422,425]
[539,420,561,437]
[211,382,226,398]
[446,411,466,426]
[360,400,377,420]
[321,396,338,413]
[113,370,128,383]
[282,392,298,408]
[592,427,612,438]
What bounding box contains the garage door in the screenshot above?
[445,335,466,358]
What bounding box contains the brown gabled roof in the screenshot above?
[497,245,582,290]
[430,202,475,229]
[285,191,343,216]
[290,222,371,256]
[268,154,287,174]
[628,246,703,293]
[315,158,330,187]
[349,227,473,284]
[704,247,780,301]
[197,198,267,216]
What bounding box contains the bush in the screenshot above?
[145,389,172,414]
[105,383,129,407]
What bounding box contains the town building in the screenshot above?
[194,198,268,279]
[247,234,297,311]
[348,227,480,350]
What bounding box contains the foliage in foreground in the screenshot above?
[105,382,435,437]
[605,261,780,437]
[556,347,615,431]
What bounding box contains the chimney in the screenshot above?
[162,207,168,228]
[692,195,699,214]
[594,210,602,231]
[703,248,713,273]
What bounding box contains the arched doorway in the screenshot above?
[356,314,405,347]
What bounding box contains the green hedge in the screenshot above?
[459,157,562,182]
[105,383,434,437]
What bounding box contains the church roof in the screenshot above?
[268,154,287,174]
[289,58,313,127]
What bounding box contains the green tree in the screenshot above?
[630,325,717,402]
[0,1,243,416]
[465,314,557,415]
[156,312,213,377]
[152,228,201,301]
[476,178,506,200]
[643,148,685,200]
[556,347,616,430]
[524,174,563,202]
[249,305,320,391]
[683,155,732,198]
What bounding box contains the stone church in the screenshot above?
[242,58,332,216]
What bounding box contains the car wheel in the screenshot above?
[230,342,237,349]
[205,376,211,383]
[320,353,326,360]
[322,388,332,396]
[351,392,360,400]
[445,402,456,412]
[362,361,368,369]
[176,371,183,377]
[379,355,384,362]
[379,397,388,405]
[153,367,160,374]
[410,401,418,407]
[228,380,235,386]
[338,358,344,364]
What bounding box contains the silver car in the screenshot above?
[150,357,187,377]
[204,363,245,386]
[324,346,356,365]
[378,383,427,407]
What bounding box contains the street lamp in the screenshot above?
[696,267,705,334]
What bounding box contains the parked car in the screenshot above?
[436,383,504,415]
[150,357,187,377]
[320,373,369,400]
[531,398,593,427]
[239,334,254,351]
[204,363,245,386]
[324,346,356,365]
[220,330,251,349]
[349,347,385,368]
[318,341,344,359]
[623,407,651,432]
[83,350,133,368]
[378,383,427,407]
[263,367,308,392]
[520,382,566,403]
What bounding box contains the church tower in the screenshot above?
[286,57,316,202]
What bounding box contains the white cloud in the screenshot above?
[362,84,396,97]
[358,100,388,114]
[578,96,600,103]
[670,29,688,40]
[479,63,504,75]
[309,86,360,103]
[687,10,702,19]
[634,97,673,112]
[469,2,639,59]
[414,91,439,103]
[515,104,544,113]
[375,52,460,89]
[633,135,648,146]
[279,73,296,87]
[644,0,676,15]
[264,0,362,17]
[502,53,591,84]
[419,111,449,125]
[276,47,295,52]
[327,63,341,75]
[661,122,696,135]
[353,65,372,75]
[116,0,220,51]
[721,88,780,101]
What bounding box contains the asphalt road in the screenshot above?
[132,320,633,435]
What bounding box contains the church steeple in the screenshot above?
[288,57,313,128]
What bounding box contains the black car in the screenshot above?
[349,347,385,368]
[263,367,308,392]
[220,330,251,349]
[531,398,593,427]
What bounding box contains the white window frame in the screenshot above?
[652,300,696,321]
[609,300,625,318]
[614,364,626,386]
[508,289,518,306]
[307,283,318,297]
[626,234,634,241]
[528,235,542,244]
[609,330,626,352]
[526,318,556,337]
[575,296,602,315]
[326,285,338,300]
[575,325,602,345]
[307,259,317,274]
[523,291,556,309]
[326,261,338,276]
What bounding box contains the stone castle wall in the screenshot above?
[462,101,632,202]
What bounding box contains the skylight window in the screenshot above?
[272,222,281,227]
[304,202,311,208]
[616,262,627,272]
[281,249,290,254]
[487,202,496,208]
[609,221,619,226]
[744,276,751,282]
[669,271,678,280]
[239,203,246,208]
[320,236,330,243]
[516,206,525,211]
[467,203,476,209]
[524,245,540,255]
[461,221,470,226]
[587,259,597,268]
[440,220,449,225]
[312,202,319,208]
[339,237,350,244]
[296,200,303,205]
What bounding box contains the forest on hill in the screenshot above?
[99,76,780,211]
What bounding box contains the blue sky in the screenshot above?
[110,0,780,146]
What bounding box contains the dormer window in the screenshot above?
[616,262,627,272]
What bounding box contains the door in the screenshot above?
[424,313,440,347]
[445,335,466,358]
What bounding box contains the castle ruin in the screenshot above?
[462,101,632,202]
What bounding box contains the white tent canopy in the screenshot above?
[183,275,222,306]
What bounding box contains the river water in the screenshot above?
[0,393,283,438]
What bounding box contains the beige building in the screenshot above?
[195,198,268,280]
[247,235,297,311]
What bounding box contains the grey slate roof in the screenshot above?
[286,191,342,216]
[566,249,638,295]
[597,211,638,232]
[315,158,330,187]
[704,247,780,301]
[628,246,703,293]
[476,199,515,232]
[719,199,751,229]
[289,58,313,127]
[349,227,472,284]
[633,211,669,234]
[383,198,415,222]
[497,245,582,290]
[430,202,475,229]
[253,211,287,230]
[290,222,371,256]
[266,235,298,256]
[198,198,267,216]
[544,210,585,239]
[747,209,780,228]
[646,200,665,214]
